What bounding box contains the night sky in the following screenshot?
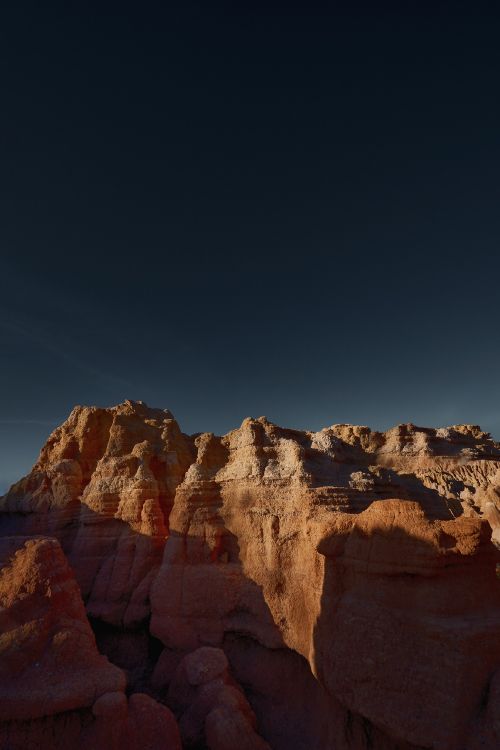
[1,1,500,491]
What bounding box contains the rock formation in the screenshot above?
[1,400,500,749]
[166,646,271,749]
[0,534,180,749]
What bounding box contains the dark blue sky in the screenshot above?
[1,1,500,491]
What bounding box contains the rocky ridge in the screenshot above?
[1,400,500,749]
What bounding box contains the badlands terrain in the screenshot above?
[1,400,500,749]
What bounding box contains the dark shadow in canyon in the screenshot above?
[89,615,164,696]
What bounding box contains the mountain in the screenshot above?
[1,400,500,750]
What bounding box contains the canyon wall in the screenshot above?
[1,400,500,749]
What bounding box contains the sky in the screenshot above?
[1,1,500,492]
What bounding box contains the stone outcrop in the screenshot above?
[314,501,500,749]
[1,401,194,628]
[166,646,271,749]
[0,535,180,749]
[0,536,125,721]
[2,401,500,749]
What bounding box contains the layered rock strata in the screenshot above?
[2,401,500,749]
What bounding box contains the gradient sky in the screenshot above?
[1,1,500,492]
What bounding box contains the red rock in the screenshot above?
[205,706,271,750]
[183,646,229,686]
[0,535,182,750]
[92,691,128,719]
[313,500,500,750]
[1,401,194,628]
[3,405,500,749]
[0,536,125,721]
[126,693,181,750]
[168,647,270,749]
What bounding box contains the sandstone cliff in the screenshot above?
[1,400,500,749]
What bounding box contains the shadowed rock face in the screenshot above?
[314,502,500,750]
[1,400,500,750]
[0,536,125,720]
[0,535,180,750]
